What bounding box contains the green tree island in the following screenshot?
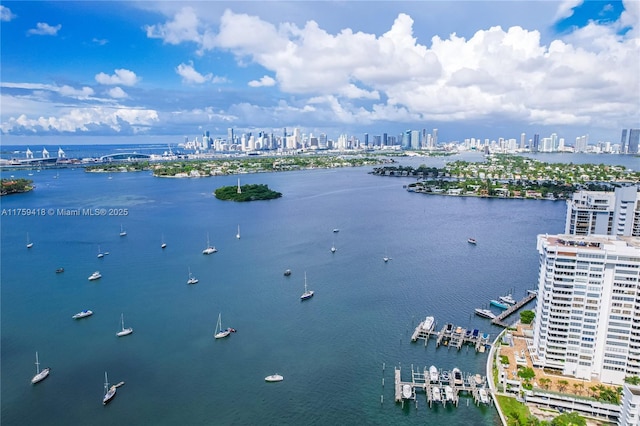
[1,178,34,196]
[214,184,282,202]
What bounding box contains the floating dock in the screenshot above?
[411,317,491,352]
[394,366,492,407]
[491,292,537,327]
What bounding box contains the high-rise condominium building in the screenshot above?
[620,384,640,425]
[532,234,640,384]
[565,186,640,237]
[630,129,640,155]
[621,129,640,154]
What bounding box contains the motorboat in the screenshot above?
[402,384,413,399]
[116,313,133,337]
[479,388,490,404]
[265,374,283,382]
[475,308,496,319]
[88,271,102,281]
[444,385,454,402]
[490,299,509,310]
[452,368,463,385]
[31,352,50,384]
[72,310,93,319]
[421,316,435,331]
[55,267,64,273]
[333,228,339,233]
[499,294,517,305]
[429,365,439,382]
[300,272,314,300]
[467,238,477,244]
[284,269,291,276]
[432,386,441,402]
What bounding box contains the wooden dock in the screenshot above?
[411,318,491,352]
[393,366,492,407]
[491,292,537,327]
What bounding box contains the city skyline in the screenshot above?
[1,1,639,146]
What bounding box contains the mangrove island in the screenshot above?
[214,184,282,202]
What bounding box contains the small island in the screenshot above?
[1,178,34,196]
[214,184,282,202]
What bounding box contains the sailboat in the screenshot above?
[300,272,314,300]
[119,225,127,237]
[161,234,167,249]
[383,248,392,262]
[31,352,50,384]
[187,267,198,284]
[214,313,232,339]
[202,233,217,254]
[102,371,116,405]
[116,313,133,337]
[236,224,241,239]
[97,245,104,258]
[330,240,336,253]
[26,233,33,249]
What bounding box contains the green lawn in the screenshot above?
[496,395,531,424]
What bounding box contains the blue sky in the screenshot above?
[1,1,638,145]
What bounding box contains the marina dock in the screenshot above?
[491,292,537,327]
[411,317,491,352]
[393,366,492,407]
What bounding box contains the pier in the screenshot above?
[393,366,492,407]
[491,292,537,327]
[411,317,491,352]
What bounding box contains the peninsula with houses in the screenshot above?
[371,155,640,200]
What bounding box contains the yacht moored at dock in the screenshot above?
[474,308,496,319]
[490,299,509,310]
[499,294,516,305]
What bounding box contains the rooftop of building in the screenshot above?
[540,234,640,252]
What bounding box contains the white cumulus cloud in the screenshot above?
[27,22,62,36]
[0,5,16,21]
[107,87,128,99]
[554,0,584,21]
[176,62,212,84]
[248,75,276,87]
[95,69,140,86]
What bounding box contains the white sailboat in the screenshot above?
[102,371,116,405]
[383,248,392,262]
[330,240,336,253]
[26,233,33,249]
[202,233,217,254]
[97,245,104,258]
[300,272,314,300]
[214,313,231,339]
[31,352,50,384]
[161,234,167,249]
[119,225,127,237]
[116,313,133,337]
[236,224,241,239]
[187,267,198,284]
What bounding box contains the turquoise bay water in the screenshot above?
[1,153,571,425]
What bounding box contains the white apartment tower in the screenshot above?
[565,186,640,237]
[620,384,640,426]
[532,234,640,384]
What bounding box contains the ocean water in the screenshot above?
[0,148,609,425]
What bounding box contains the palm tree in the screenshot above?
[556,379,569,393]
